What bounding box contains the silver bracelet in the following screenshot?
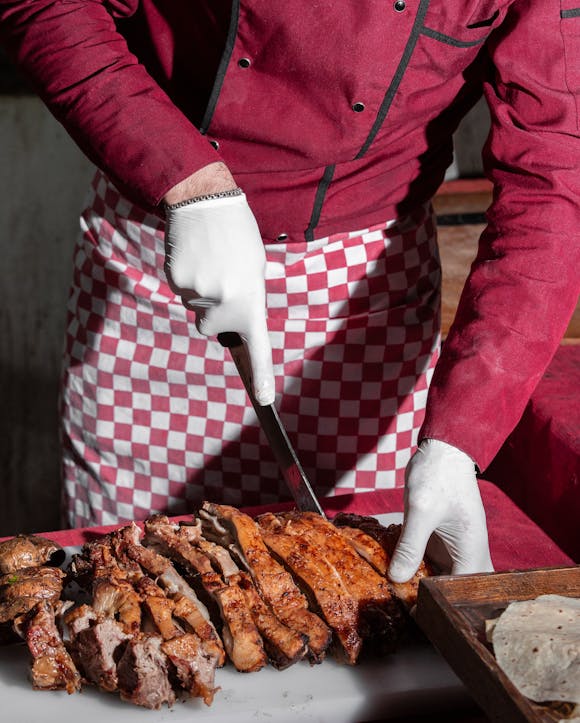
[164,187,243,211]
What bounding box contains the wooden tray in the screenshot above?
[415,566,580,723]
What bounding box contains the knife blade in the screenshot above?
[218,332,326,517]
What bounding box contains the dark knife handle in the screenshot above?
[217,332,243,349]
[217,332,255,398]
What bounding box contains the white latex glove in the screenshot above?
[388,438,494,582]
[164,191,275,405]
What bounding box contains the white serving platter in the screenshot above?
[0,513,473,722]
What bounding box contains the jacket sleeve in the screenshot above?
[421,0,580,471]
[0,0,220,209]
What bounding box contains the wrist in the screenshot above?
[418,438,476,473]
[163,162,237,206]
[164,187,243,212]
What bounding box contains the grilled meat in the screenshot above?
[67,524,224,706]
[234,570,308,669]
[333,514,432,609]
[144,515,266,673]
[92,578,142,635]
[135,576,219,704]
[111,522,225,665]
[257,511,404,663]
[193,530,308,669]
[4,504,431,710]
[23,601,81,693]
[116,633,175,709]
[0,566,65,623]
[161,633,219,705]
[200,502,331,662]
[0,535,64,574]
[65,604,129,692]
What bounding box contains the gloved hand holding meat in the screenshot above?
[389,439,494,583]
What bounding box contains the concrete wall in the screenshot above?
[0,96,94,535]
[0,95,489,536]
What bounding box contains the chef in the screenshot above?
[1,1,578,584]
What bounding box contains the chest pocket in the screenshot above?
[560,4,580,128]
[420,3,502,50]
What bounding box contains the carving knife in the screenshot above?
[218,332,326,517]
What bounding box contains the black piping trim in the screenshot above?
[355,0,431,159]
[561,8,580,17]
[421,26,487,47]
[436,212,487,226]
[199,0,240,134]
[304,165,336,242]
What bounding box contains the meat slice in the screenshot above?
[22,601,81,693]
[116,633,175,709]
[200,502,331,662]
[65,604,128,692]
[69,525,223,706]
[333,514,432,609]
[256,513,362,663]
[91,578,142,635]
[257,511,403,663]
[233,570,308,669]
[161,633,219,706]
[144,515,267,673]
[0,535,64,574]
[111,523,225,665]
[0,566,65,623]
[136,576,179,640]
[65,540,142,694]
[134,576,219,704]
[197,534,308,669]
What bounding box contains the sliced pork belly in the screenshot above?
[257,511,403,663]
[196,534,308,669]
[144,515,266,673]
[333,513,432,609]
[200,502,331,662]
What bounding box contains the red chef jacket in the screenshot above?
[1,0,579,471]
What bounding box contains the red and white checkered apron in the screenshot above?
[60,171,441,527]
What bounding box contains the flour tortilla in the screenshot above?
[489,594,580,704]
